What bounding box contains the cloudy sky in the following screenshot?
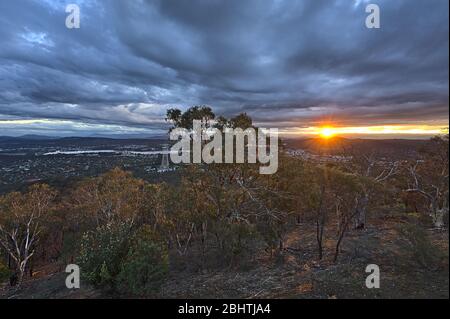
[0,0,448,137]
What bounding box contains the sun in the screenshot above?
[319,126,336,139]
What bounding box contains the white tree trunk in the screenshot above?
[432,207,447,228]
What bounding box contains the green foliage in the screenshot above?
[398,223,445,269]
[71,168,147,225]
[118,227,168,295]
[211,221,258,259]
[77,222,131,287]
[230,113,253,129]
[166,106,253,132]
[166,105,215,130]
[99,262,113,285]
[78,223,168,295]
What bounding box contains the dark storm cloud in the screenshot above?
[0,0,448,135]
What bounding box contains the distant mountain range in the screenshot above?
[0,135,172,150]
[0,134,59,141]
[0,134,168,142]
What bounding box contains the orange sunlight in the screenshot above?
[319,126,337,139]
[282,124,446,138]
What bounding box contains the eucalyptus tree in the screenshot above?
[406,134,449,228]
[0,184,57,286]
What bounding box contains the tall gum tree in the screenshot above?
[0,184,57,286]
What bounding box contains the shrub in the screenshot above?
[398,223,445,269]
[78,223,168,296]
[77,222,131,288]
[118,227,168,295]
[212,221,258,261]
[256,218,285,253]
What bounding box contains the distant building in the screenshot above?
[158,145,170,172]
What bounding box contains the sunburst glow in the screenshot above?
[281,124,446,138]
[319,126,336,139]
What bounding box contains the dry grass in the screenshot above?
[1,214,448,299]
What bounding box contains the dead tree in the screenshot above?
[406,160,449,228]
[315,185,326,260]
[341,147,399,229]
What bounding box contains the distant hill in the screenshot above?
[0,134,59,140]
[0,134,167,141]
[0,135,170,150]
[284,137,428,158]
[88,133,168,139]
[19,134,59,140]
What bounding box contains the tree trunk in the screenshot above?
[431,205,447,228]
[316,186,326,260]
[17,261,27,287]
[355,194,369,229]
[316,219,324,260]
[333,231,345,263]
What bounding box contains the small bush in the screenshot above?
[77,222,131,287]
[211,221,257,260]
[0,261,12,283]
[398,223,444,269]
[78,223,168,296]
[118,228,168,295]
